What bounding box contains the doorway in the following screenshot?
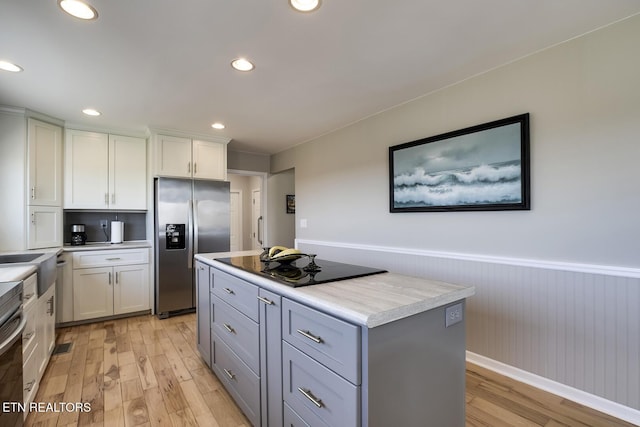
[227,171,266,251]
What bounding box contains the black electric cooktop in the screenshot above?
[216,255,386,287]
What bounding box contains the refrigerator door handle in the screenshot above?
[257,216,263,245]
[193,199,199,256]
[188,199,194,269]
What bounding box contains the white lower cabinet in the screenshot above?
[22,273,39,409]
[72,249,150,321]
[21,273,56,415]
[37,284,56,378]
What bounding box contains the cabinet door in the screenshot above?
[193,139,226,180]
[27,118,62,206]
[155,134,192,178]
[259,288,283,427]
[64,130,109,209]
[73,267,113,320]
[27,206,62,249]
[195,261,211,367]
[109,134,147,210]
[37,285,56,378]
[113,264,149,315]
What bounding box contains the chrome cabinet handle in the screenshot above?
[298,387,323,408]
[31,187,35,199]
[106,257,122,261]
[297,329,323,344]
[223,323,235,334]
[257,296,274,305]
[108,272,112,285]
[112,193,116,204]
[194,162,197,174]
[105,193,109,205]
[23,331,34,341]
[223,368,235,380]
[187,162,191,173]
[24,292,35,301]
[31,213,36,225]
[223,288,234,295]
[25,380,36,392]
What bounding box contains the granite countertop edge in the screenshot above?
[195,251,475,328]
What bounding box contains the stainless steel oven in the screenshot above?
[0,281,26,427]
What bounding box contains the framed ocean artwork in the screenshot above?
[389,113,530,212]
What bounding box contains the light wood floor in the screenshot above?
[25,313,636,427]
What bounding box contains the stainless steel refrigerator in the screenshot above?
[154,177,230,318]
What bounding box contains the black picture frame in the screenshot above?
[389,113,530,212]
[286,194,295,214]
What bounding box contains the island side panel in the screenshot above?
[363,300,466,427]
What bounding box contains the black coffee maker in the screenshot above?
[71,224,87,245]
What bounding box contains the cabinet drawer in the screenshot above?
[22,303,37,356]
[212,295,260,375]
[211,269,259,322]
[212,338,260,427]
[284,402,314,427]
[283,298,360,384]
[283,342,360,427]
[23,343,40,407]
[72,249,149,268]
[23,274,38,309]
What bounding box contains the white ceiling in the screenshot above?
[1,1,639,155]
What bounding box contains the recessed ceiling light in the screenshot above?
[289,0,321,12]
[58,0,98,20]
[211,123,225,130]
[0,61,23,73]
[82,108,101,116]
[231,58,255,72]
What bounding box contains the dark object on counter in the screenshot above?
[70,224,87,246]
[217,255,386,287]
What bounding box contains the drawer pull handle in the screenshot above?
[257,296,274,305]
[297,329,323,344]
[25,380,36,392]
[106,257,122,261]
[223,288,235,295]
[23,331,34,340]
[223,368,236,380]
[298,387,324,408]
[24,292,35,300]
[223,323,235,334]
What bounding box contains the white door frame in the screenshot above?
[228,169,268,248]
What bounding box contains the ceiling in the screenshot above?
[1,1,639,155]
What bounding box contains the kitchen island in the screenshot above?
[195,250,475,427]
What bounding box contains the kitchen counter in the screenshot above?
[62,240,151,252]
[195,250,475,328]
[0,265,37,282]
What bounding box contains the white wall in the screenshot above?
[273,15,640,268]
[271,15,640,417]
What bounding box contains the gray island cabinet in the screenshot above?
[194,251,475,427]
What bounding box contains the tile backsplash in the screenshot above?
[64,211,147,244]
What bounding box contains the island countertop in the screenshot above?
[195,250,475,328]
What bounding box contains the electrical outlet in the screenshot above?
[445,302,463,327]
[100,220,108,228]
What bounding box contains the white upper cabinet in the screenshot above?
[109,134,147,210]
[154,134,227,180]
[193,139,226,180]
[27,118,63,207]
[64,129,147,210]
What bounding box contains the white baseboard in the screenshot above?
[466,352,640,426]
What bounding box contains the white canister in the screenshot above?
[111,221,124,244]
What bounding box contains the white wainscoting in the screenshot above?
[296,239,640,425]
